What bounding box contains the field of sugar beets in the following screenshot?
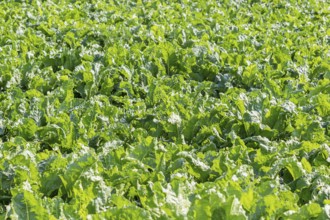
[0,0,329,219]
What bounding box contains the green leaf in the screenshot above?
[9,191,54,220]
[240,188,254,211]
[59,154,96,197]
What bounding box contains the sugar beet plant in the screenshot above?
[0,0,330,219]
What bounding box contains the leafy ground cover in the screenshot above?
[0,0,329,219]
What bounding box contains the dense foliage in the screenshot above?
[0,0,329,219]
